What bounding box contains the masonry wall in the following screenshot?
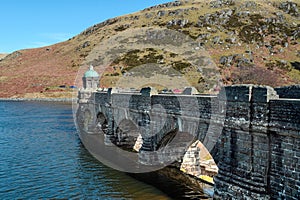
[268,99,300,199]
[84,85,300,199]
[214,85,300,200]
[213,86,270,199]
[275,85,300,99]
[95,92,109,105]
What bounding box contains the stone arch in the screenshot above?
[151,115,179,151]
[152,115,219,184]
[96,112,108,134]
[114,119,141,151]
[180,140,218,182]
[155,128,178,150]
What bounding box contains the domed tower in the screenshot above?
[82,65,99,90]
[77,65,100,133]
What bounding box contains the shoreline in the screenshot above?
[0,97,74,102]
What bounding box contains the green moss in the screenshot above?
[112,50,142,67]
[145,48,155,52]
[198,76,205,83]
[250,14,263,22]
[239,25,263,44]
[114,25,129,32]
[112,48,166,71]
[266,60,292,71]
[110,72,120,76]
[226,15,246,28]
[181,30,198,39]
[170,53,178,58]
[288,69,300,83]
[141,52,163,63]
[172,61,191,72]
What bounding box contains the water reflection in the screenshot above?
[0,101,169,199]
[0,101,210,199]
[76,143,170,199]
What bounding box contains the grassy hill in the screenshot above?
[0,0,299,98]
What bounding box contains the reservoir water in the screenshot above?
[0,101,209,199]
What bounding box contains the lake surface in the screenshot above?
[0,101,209,199]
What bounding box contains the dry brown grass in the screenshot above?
[0,0,299,98]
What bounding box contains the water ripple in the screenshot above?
[0,102,210,199]
[0,102,171,199]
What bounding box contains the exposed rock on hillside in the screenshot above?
[0,0,299,97]
[279,1,299,16]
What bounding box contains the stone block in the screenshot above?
[78,83,300,199]
[251,86,279,102]
[275,85,300,99]
[140,87,158,96]
[218,84,252,102]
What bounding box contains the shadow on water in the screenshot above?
[77,141,211,199]
[128,167,212,200]
[0,101,212,199]
[75,142,171,199]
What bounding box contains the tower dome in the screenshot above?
[84,65,99,78]
[82,65,100,90]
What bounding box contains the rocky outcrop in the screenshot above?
[2,51,22,61]
[278,1,299,17]
[197,9,233,27]
[143,1,182,11]
[1,0,299,98]
[81,18,118,36]
[167,19,189,28]
[219,54,253,67]
[210,0,235,8]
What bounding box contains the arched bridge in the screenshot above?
[76,85,300,199]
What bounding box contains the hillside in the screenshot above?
[0,0,299,98]
[0,54,7,60]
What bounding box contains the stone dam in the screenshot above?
[76,83,300,199]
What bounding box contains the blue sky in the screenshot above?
[0,0,172,53]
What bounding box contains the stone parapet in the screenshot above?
[77,84,300,199]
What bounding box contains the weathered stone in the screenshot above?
[145,13,152,18]
[167,19,189,28]
[78,83,300,199]
[244,1,257,8]
[278,1,299,17]
[182,87,198,95]
[82,41,90,48]
[275,85,300,99]
[225,37,236,44]
[213,36,221,44]
[140,87,158,96]
[219,55,234,66]
[210,0,235,8]
[252,86,279,102]
[157,10,166,17]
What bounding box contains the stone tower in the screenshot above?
[82,65,99,90]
